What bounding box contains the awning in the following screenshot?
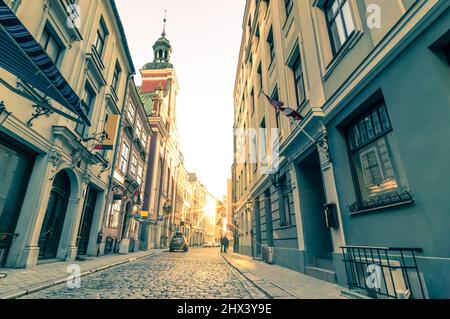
[0,1,90,125]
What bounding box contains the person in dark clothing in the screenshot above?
[220,236,224,253]
[223,236,229,253]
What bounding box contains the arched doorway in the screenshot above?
[38,170,71,259]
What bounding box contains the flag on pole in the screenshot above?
[263,92,304,122]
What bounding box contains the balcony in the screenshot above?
[341,246,427,299]
[348,191,414,214]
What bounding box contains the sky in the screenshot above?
[115,0,245,199]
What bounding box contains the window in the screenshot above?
[127,102,135,123]
[325,0,355,54]
[259,118,267,161]
[257,64,263,92]
[136,119,142,139]
[292,54,306,108]
[278,175,292,226]
[112,62,122,93]
[76,84,95,137]
[130,154,138,176]
[108,201,120,228]
[255,25,260,44]
[267,28,275,64]
[95,19,108,57]
[167,168,171,194]
[137,163,144,185]
[347,102,408,204]
[251,134,258,173]
[285,0,294,18]
[250,89,255,116]
[119,142,130,174]
[141,130,148,149]
[40,25,63,64]
[271,88,281,131]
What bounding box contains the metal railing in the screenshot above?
[0,233,19,267]
[341,245,427,299]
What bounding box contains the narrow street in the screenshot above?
[0,0,447,302]
[21,248,265,299]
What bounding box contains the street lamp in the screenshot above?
[0,101,12,126]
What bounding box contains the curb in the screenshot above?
[1,250,162,299]
[220,253,274,299]
[221,253,321,299]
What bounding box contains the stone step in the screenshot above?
[316,258,334,270]
[305,266,337,284]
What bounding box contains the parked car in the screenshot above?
[170,232,188,252]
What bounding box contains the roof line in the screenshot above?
[110,0,136,74]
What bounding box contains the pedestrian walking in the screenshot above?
[220,236,224,253]
[223,236,229,253]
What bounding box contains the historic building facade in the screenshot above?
[0,0,134,267]
[139,23,183,249]
[187,173,208,247]
[233,0,450,298]
[174,163,192,240]
[101,80,152,255]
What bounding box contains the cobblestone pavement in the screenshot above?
[22,248,266,299]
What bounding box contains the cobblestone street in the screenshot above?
[22,248,265,299]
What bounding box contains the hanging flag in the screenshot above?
[263,92,304,122]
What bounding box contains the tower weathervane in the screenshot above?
[162,10,167,37]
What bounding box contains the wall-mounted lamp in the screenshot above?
[246,200,253,211]
[0,101,12,126]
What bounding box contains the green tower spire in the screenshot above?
[143,10,173,70]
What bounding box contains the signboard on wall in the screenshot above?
[95,114,119,150]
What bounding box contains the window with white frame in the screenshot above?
[137,163,144,185]
[108,201,121,229]
[141,130,148,149]
[130,153,138,176]
[136,119,142,140]
[127,102,135,123]
[119,142,130,174]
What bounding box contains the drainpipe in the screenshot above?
[100,74,134,243]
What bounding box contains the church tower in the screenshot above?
[139,12,179,123]
[139,13,181,250]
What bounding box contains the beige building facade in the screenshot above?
[0,0,134,268]
[101,80,152,255]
